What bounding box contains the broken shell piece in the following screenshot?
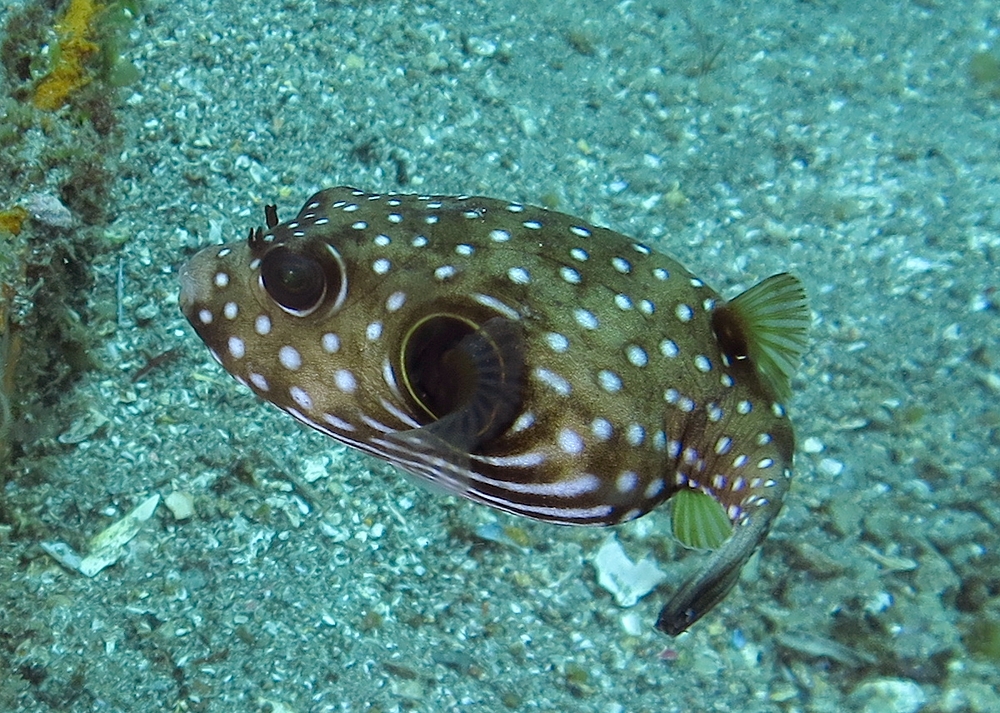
[41,541,83,571]
[593,534,667,607]
[79,494,160,577]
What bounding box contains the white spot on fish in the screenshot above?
[591,417,612,441]
[290,386,313,410]
[533,367,571,396]
[322,333,340,353]
[612,257,631,274]
[366,322,382,341]
[507,267,531,284]
[198,309,213,325]
[560,266,581,284]
[279,346,301,370]
[213,272,229,288]
[435,265,457,281]
[228,336,245,359]
[255,315,272,335]
[659,339,678,358]
[626,345,648,367]
[249,372,269,391]
[545,332,569,353]
[223,302,238,320]
[510,411,536,433]
[574,309,599,330]
[386,291,406,312]
[557,428,585,455]
[598,370,622,393]
[489,229,510,242]
[373,258,391,275]
[616,471,638,492]
[334,369,357,393]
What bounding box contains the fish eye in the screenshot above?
[260,246,339,316]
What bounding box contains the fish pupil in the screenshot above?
[401,315,478,421]
[260,246,329,312]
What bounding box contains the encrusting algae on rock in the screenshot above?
[32,0,103,111]
[180,187,810,635]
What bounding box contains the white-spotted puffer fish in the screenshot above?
[180,187,809,635]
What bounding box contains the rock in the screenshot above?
[164,491,195,520]
[850,678,926,713]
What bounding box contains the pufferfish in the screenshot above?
[179,186,809,635]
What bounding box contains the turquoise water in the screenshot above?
[1,0,999,711]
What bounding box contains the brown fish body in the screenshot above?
[180,187,807,634]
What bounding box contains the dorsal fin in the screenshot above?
[712,273,809,401]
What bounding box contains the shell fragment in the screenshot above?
[42,494,160,577]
